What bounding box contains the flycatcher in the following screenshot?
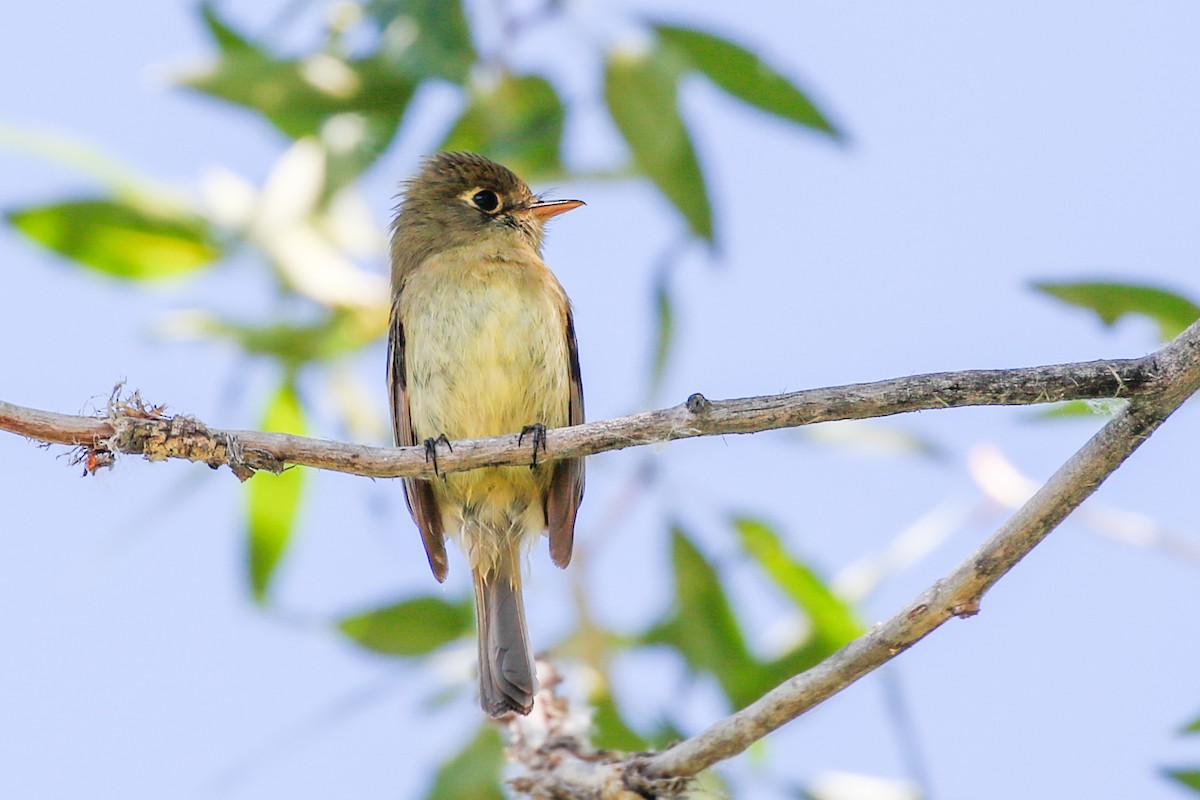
[387,152,585,717]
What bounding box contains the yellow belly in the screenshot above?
[400,245,571,564]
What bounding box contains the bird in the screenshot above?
[387,152,585,717]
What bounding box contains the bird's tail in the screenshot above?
[473,550,537,717]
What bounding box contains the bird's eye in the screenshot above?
[471,190,501,213]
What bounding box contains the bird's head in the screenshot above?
[391,152,583,279]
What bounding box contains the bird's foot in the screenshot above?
[518,423,547,469]
[423,434,453,478]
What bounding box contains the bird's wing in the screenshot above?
[546,308,585,568]
[388,301,449,582]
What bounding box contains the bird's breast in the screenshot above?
[400,246,572,443]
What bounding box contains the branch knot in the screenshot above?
[685,393,711,415]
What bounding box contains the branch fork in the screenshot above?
[2,319,1199,797]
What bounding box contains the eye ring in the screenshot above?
[471,189,501,213]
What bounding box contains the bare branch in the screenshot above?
[0,353,1167,481]
[620,319,1200,791]
[3,321,1199,798]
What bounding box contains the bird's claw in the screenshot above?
[423,434,453,478]
[519,423,547,469]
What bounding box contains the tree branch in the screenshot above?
[5,325,1199,799]
[0,354,1163,480]
[613,320,1200,793]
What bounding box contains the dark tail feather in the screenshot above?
[473,561,537,717]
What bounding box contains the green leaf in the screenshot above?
[7,199,220,280]
[734,517,864,652]
[365,0,475,83]
[1033,280,1200,342]
[589,690,648,752]
[247,382,306,603]
[1166,769,1200,794]
[442,75,565,181]
[427,724,505,800]
[184,6,414,182]
[339,595,473,657]
[0,123,181,200]
[1029,398,1125,421]
[1184,714,1200,734]
[645,526,762,706]
[654,24,840,138]
[648,271,675,401]
[208,319,339,366]
[604,47,713,242]
[198,0,254,52]
[177,306,388,368]
[588,691,679,751]
[188,7,327,138]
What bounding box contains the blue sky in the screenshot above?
[3,2,1200,799]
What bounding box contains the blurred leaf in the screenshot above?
[1029,398,1125,421]
[0,123,183,200]
[365,0,475,83]
[248,381,306,603]
[654,24,840,138]
[590,690,648,752]
[734,517,864,652]
[427,724,505,800]
[184,6,414,183]
[442,74,565,181]
[645,526,762,706]
[648,272,675,401]
[1185,714,1200,734]
[339,595,473,656]
[643,240,688,404]
[605,47,713,242]
[1033,280,1200,342]
[1166,769,1200,794]
[7,199,220,280]
[179,305,388,368]
[210,319,339,366]
[585,676,684,753]
[320,99,412,190]
[188,7,324,137]
[200,0,253,51]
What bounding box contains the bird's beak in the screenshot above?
[528,199,585,220]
